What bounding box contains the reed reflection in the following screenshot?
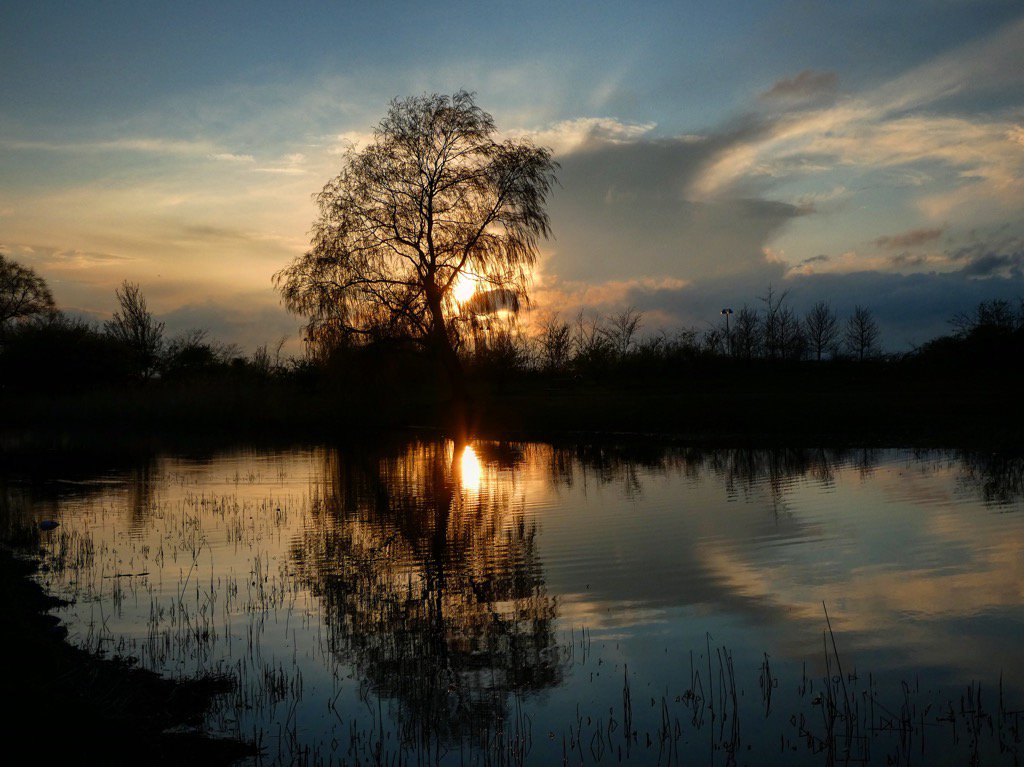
[541,443,879,503]
[290,440,563,745]
[956,449,1024,506]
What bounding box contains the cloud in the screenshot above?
[514,117,660,155]
[546,126,806,285]
[958,252,1024,279]
[530,273,691,327]
[3,136,222,157]
[761,70,838,102]
[874,227,945,249]
[949,232,1024,272]
[1,243,131,270]
[581,266,1024,349]
[254,152,310,175]
[690,16,1024,216]
[209,152,254,163]
[889,253,931,269]
[532,224,1024,348]
[160,299,302,354]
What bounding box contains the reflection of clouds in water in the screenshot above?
[518,444,1024,680]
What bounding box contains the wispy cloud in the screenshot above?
[873,226,945,249]
[209,152,254,163]
[690,16,1024,213]
[254,152,310,175]
[760,70,838,102]
[4,136,219,156]
[512,117,660,156]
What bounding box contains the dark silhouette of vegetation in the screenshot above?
[0,476,254,765]
[913,297,1024,372]
[274,91,558,403]
[0,253,55,333]
[760,286,806,361]
[3,236,1023,443]
[1,313,131,392]
[844,304,880,361]
[731,304,761,360]
[804,300,839,361]
[104,280,165,380]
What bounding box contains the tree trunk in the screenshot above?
[425,287,472,440]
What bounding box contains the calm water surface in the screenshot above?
[4,440,1023,765]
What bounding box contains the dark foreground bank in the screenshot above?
[0,547,256,765]
[3,359,1021,448]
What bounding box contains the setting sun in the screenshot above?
[451,272,479,304]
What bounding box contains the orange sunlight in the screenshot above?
[451,272,479,304]
[459,444,482,492]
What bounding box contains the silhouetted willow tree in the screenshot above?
[290,441,562,747]
[275,91,558,401]
[0,254,55,332]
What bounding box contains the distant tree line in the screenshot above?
[455,288,1024,383]
[463,286,888,380]
[2,253,1022,398]
[0,256,288,393]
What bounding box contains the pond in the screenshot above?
[3,439,1023,765]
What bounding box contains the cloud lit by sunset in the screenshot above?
[2,2,1023,351]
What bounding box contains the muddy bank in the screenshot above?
[0,546,255,765]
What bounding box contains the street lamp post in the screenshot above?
[721,308,734,356]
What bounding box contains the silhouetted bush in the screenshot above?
[0,314,129,392]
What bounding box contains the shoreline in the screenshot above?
[3,369,1021,450]
[0,546,256,765]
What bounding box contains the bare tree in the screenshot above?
[250,337,287,377]
[845,305,880,361]
[572,310,612,370]
[951,298,1018,337]
[104,281,165,379]
[0,254,55,331]
[731,304,761,359]
[601,306,643,359]
[701,326,725,355]
[274,91,558,401]
[535,313,573,372]
[761,286,804,360]
[804,300,839,361]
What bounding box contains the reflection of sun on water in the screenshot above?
[460,444,482,492]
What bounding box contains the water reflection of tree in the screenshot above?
[290,440,562,748]
[956,451,1024,505]
[540,443,876,501]
[541,443,1024,512]
[0,444,160,536]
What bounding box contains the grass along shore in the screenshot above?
[0,545,256,764]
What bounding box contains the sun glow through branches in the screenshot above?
[451,272,479,304]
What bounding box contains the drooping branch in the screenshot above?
[274,91,558,378]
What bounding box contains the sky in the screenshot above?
[2,0,1023,351]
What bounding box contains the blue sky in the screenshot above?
[2,1,1023,350]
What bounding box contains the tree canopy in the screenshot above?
[0,254,55,330]
[274,91,558,398]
